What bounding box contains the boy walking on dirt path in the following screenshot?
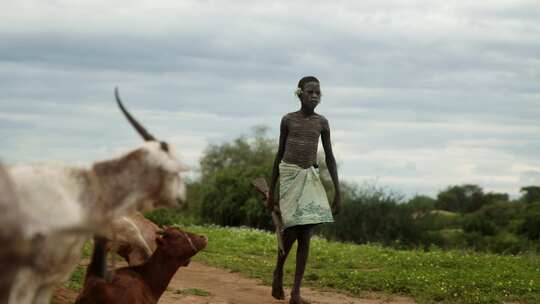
[267,76,341,304]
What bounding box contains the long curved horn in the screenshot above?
[115,87,156,141]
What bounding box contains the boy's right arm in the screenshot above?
[268,116,288,211]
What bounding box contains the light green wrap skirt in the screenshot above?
[279,161,334,229]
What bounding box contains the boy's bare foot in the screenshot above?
[289,295,311,304]
[271,271,285,300]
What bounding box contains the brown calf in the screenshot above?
[75,227,207,304]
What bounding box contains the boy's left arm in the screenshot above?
[321,117,341,215]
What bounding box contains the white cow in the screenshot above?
[0,163,33,303]
[5,89,188,304]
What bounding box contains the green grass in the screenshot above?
[174,288,211,296]
[184,225,540,304]
[64,241,93,291]
[65,225,540,303]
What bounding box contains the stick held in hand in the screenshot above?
[251,177,284,255]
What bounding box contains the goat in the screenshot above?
[6,89,188,304]
[75,227,207,304]
[106,212,161,266]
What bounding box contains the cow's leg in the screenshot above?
[0,268,17,304]
[8,270,38,304]
[33,284,53,304]
[272,226,298,300]
[290,224,314,304]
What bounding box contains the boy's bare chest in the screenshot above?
[287,117,322,141]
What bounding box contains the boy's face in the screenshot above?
[300,81,321,110]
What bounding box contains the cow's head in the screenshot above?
[155,227,207,265]
[115,88,189,209]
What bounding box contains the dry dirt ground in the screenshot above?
[53,261,416,304]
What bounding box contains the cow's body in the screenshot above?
[6,164,97,304]
[8,165,93,238]
[10,233,87,304]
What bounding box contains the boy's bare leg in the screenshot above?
[290,225,313,304]
[272,227,298,300]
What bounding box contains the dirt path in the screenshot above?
[54,261,415,304]
[161,261,415,304]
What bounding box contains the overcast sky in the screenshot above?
[1,0,539,198]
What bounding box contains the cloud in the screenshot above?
[1,0,539,197]
[520,170,540,186]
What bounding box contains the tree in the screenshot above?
[520,186,540,204]
[196,126,276,229]
[406,195,436,214]
[463,215,497,236]
[473,201,522,228]
[518,202,540,240]
[200,126,274,178]
[435,184,490,213]
[483,192,509,204]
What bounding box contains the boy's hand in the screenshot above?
[266,194,281,214]
[266,194,275,212]
[332,196,341,216]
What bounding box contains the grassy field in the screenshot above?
[64,241,93,291]
[67,224,540,304]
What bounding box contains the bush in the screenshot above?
[196,127,275,229]
[488,232,527,254]
[415,210,462,231]
[199,165,272,229]
[320,184,418,247]
[474,202,524,227]
[463,215,498,236]
[144,208,201,227]
[435,228,467,249]
[518,202,540,240]
[405,195,436,214]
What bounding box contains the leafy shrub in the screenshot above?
[196,127,274,229]
[199,165,272,229]
[435,228,467,249]
[320,184,418,247]
[144,208,201,227]
[474,202,524,228]
[415,210,462,231]
[488,232,527,254]
[518,202,540,240]
[463,215,498,236]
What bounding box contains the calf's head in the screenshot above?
[155,227,207,264]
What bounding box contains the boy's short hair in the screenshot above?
[297,76,319,90]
